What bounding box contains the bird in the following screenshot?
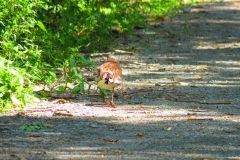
[97,54,122,107]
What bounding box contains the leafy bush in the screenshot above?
[145,0,186,16]
[0,58,35,112]
[0,0,202,112]
[36,0,147,57]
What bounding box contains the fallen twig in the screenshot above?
[187,117,213,120]
[53,111,73,116]
[50,95,77,99]
[25,106,54,113]
[166,94,231,104]
[114,49,134,55]
[127,87,166,95]
[187,109,209,112]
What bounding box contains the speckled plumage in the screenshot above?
[97,55,122,107]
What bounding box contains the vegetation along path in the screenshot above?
[1,0,240,159]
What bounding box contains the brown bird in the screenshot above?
[97,54,122,107]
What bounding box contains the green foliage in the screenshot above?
[0,0,41,63]
[0,0,201,112]
[35,0,147,57]
[19,124,49,131]
[56,51,93,94]
[145,0,206,17]
[146,0,184,16]
[0,58,34,112]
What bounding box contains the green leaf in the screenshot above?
[72,86,80,94]
[100,8,112,15]
[69,57,76,68]
[37,21,47,33]
[58,85,65,92]
[72,67,78,76]
[40,91,48,97]
[48,69,56,79]
[19,124,48,131]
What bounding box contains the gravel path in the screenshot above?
[1,1,240,159]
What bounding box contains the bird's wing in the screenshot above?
[99,62,122,84]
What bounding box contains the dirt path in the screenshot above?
[1,1,240,159]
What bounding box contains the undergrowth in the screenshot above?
[0,0,207,112]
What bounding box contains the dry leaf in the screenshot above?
[137,86,143,90]
[155,15,165,21]
[124,94,131,98]
[164,16,171,21]
[53,99,70,104]
[179,82,189,86]
[167,127,172,131]
[28,134,41,137]
[111,149,122,154]
[224,100,232,104]
[107,139,119,142]
[197,77,204,80]
[134,101,142,104]
[192,154,197,158]
[187,117,213,120]
[165,94,178,101]
[45,124,53,128]
[169,84,175,89]
[119,87,126,91]
[187,117,197,120]
[115,49,134,55]
[135,133,143,137]
[196,66,209,70]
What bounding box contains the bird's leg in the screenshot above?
[101,89,109,105]
[109,89,117,108]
